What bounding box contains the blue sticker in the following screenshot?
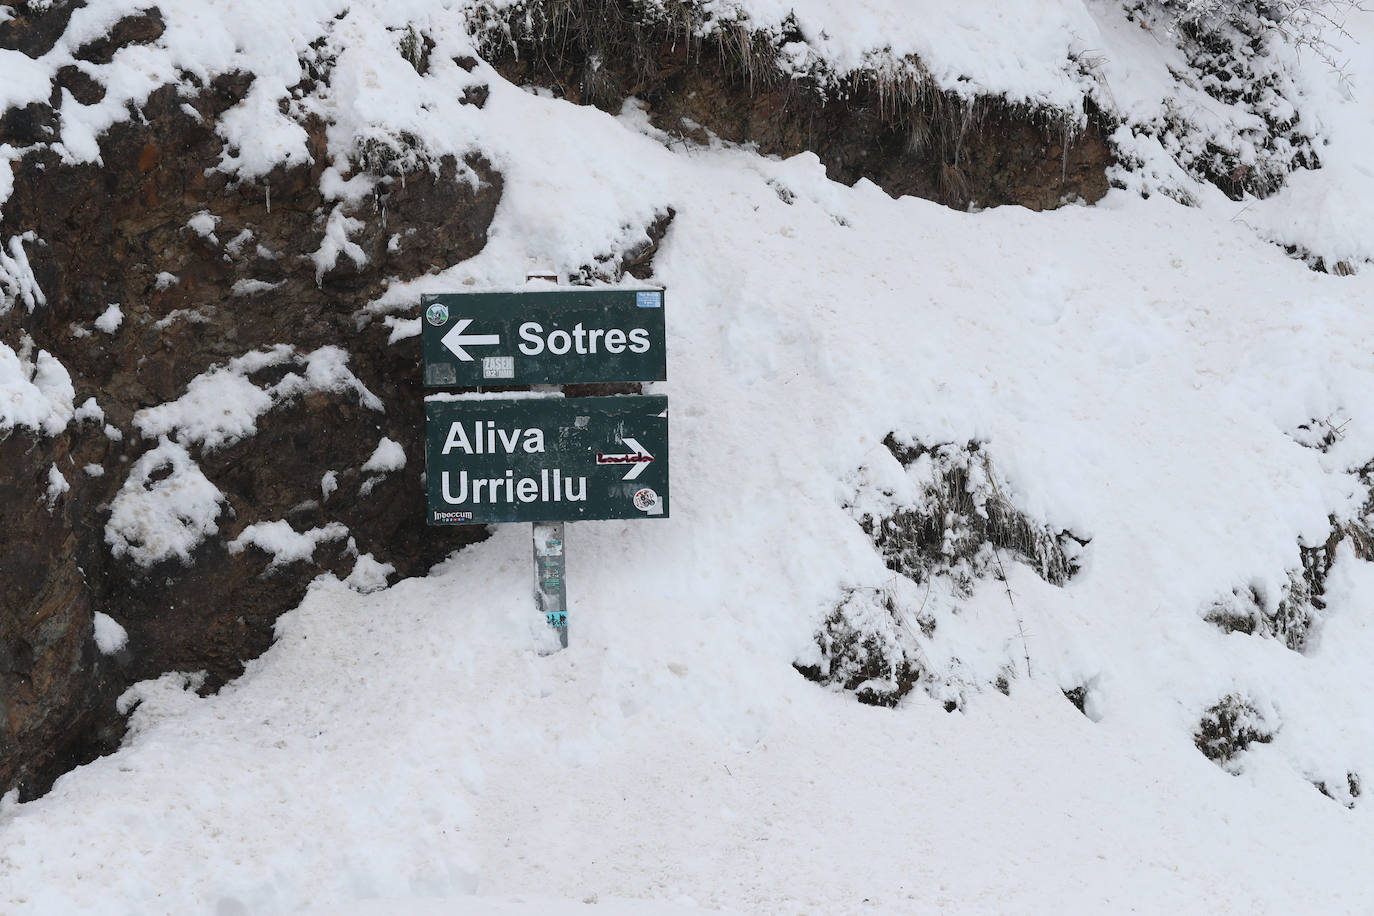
[636,291,662,308]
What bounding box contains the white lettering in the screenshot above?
[516,323,654,357]
[518,321,544,355]
[548,329,572,355]
[442,422,473,455]
[440,467,586,505]
[442,470,467,503]
[445,422,544,455]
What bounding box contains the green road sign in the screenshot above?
[425,395,669,524]
[421,289,666,387]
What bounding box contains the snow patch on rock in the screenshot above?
[0,233,46,315]
[105,439,225,567]
[343,552,394,593]
[229,278,285,297]
[311,205,368,283]
[0,345,74,438]
[228,520,350,570]
[92,613,128,656]
[93,304,123,334]
[361,437,405,473]
[132,344,383,450]
[44,464,69,509]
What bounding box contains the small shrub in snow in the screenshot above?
[795,587,924,708]
[1204,576,1316,651]
[1121,1,1324,202]
[1062,685,1088,714]
[1290,415,1349,452]
[1313,770,1362,808]
[396,24,433,75]
[1204,511,1372,651]
[1195,693,1277,772]
[864,436,1085,590]
[798,436,1088,709]
[1151,0,1362,48]
[352,129,430,177]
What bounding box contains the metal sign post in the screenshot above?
[533,521,568,648]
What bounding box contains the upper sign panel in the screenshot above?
[421,289,667,387]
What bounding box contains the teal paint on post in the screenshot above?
[425,395,669,524]
[421,289,666,386]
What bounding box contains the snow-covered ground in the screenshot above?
[5,1,1374,914]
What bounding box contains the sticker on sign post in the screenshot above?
[482,356,515,379]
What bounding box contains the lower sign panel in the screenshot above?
[425,395,669,524]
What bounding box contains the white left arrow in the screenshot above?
[441,318,501,361]
[595,436,655,480]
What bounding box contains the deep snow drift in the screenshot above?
[4,1,1374,914]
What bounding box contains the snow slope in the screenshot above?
[5,1,1374,914]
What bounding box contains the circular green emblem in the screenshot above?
[425,303,449,326]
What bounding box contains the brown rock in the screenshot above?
[0,67,501,798]
[73,7,165,65]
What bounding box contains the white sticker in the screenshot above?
[482,355,514,379]
[633,488,659,513]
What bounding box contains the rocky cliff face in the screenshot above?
[479,0,1112,211]
[0,3,504,797]
[0,0,1111,799]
